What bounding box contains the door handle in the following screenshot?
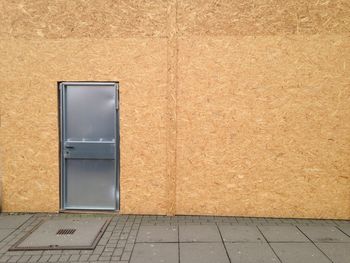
[65,146,74,149]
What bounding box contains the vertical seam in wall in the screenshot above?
[166,0,178,215]
[174,0,178,216]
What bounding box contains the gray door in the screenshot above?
[59,82,119,210]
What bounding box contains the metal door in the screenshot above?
[59,82,119,210]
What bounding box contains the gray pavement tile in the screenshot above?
[336,221,350,227]
[69,255,79,261]
[337,225,350,237]
[0,255,10,263]
[271,243,331,263]
[18,255,31,262]
[316,243,350,263]
[88,254,99,261]
[49,254,60,262]
[179,225,221,242]
[78,254,89,261]
[38,254,51,262]
[25,251,41,257]
[121,251,132,261]
[8,255,21,262]
[113,248,123,256]
[258,226,309,242]
[180,243,229,263]
[136,225,178,242]
[298,226,350,243]
[57,255,70,262]
[218,225,265,242]
[43,250,62,255]
[130,243,178,263]
[100,252,112,257]
[28,255,41,262]
[98,256,111,261]
[0,215,32,229]
[0,229,14,242]
[225,243,280,263]
[6,251,23,256]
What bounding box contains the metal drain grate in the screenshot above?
[56,229,76,235]
[10,218,111,251]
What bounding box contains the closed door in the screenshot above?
[59,82,119,210]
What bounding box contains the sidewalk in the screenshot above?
[0,213,349,263]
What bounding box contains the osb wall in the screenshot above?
[176,0,350,219]
[0,0,349,219]
[0,0,169,214]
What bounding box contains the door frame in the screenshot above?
[58,81,120,212]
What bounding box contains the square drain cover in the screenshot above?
[10,217,110,250]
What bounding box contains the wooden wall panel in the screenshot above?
[176,36,350,219]
[175,0,350,219]
[0,0,168,38]
[0,0,349,218]
[0,39,168,213]
[0,79,59,212]
[177,0,350,36]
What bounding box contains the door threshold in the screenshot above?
[60,209,119,215]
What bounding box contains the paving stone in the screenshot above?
[87,254,99,261]
[316,243,350,263]
[97,256,111,261]
[43,251,62,255]
[0,230,14,243]
[124,243,134,251]
[8,255,21,263]
[179,225,221,242]
[0,255,10,262]
[298,226,350,243]
[225,243,280,263]
[258,226,309,242]
[271,243,331,263]
[136,225,178,243]
[69,254,79,261]
[100,252,112,257]
[62,250,80,255]
[0,246,10,254]
[337,225,350,236]
[92,246,104,254]
[49,255,61,262]
[28,255,41,262]
[38,255,51,262]
[17,255,31,262]
[4,251,23,257]
[180,243,229,263]
[0,216,31,229]
[218,225,265,242]
[113,248,123,256]
[103,247,114,252]
[57,255,70,262]
[121,251,131,261]
[78,254,89,261]
[130,243,178,263]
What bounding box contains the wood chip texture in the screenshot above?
[0,0,349,219]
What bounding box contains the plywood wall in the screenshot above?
[0,0,170,214]
[176,0,350,219]
[0,0,349,218]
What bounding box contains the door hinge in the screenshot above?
[115,86,119,110]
